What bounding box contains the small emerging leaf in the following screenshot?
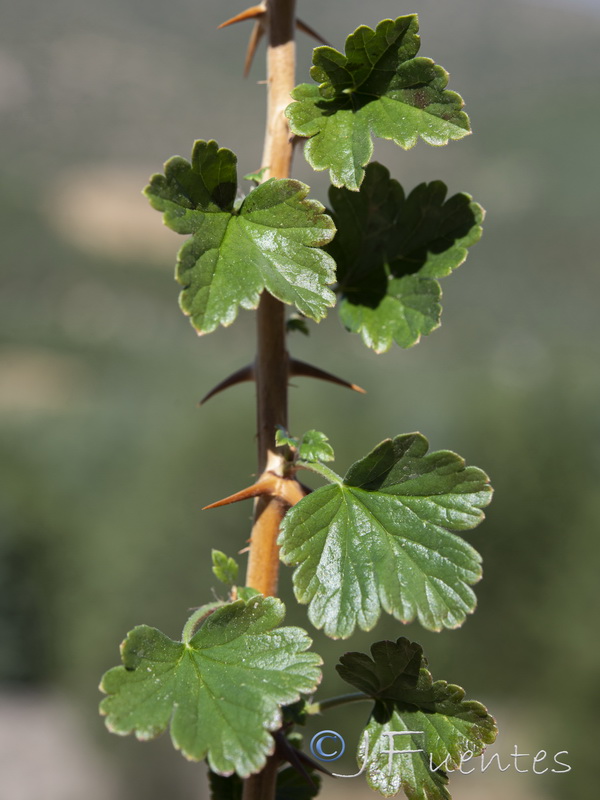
[328,162,483,352]
[145,140,337,334]
[100,596,322,776]
[337,637,497,799]
[276,428,335,463]
[297,431,335,463]
[243,166,269,184]
[212,549,239,585]
[278,433,492,638]
[287,16,470,190]
[276,428,299,451]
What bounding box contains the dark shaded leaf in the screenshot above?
[328,163,483,352]
[338,638,497,799]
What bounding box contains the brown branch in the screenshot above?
[243,3,297,798]
[243,4,297,795]
[259,0,297,180]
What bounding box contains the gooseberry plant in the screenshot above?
[99,2,498,799]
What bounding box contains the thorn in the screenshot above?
[203,472,305,511]
[273,731,318,789]
[296,18,331,46]
[244,20,264,77]
[293,745,334,778]
[203,476,275,510]
[199,364,254,405]
[218,4,265,29]
[273,730,333,782]
[217,4,266,77]
[200,357,364,408]
[289,358,366,394]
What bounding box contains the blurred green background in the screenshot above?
[1,0,598,797]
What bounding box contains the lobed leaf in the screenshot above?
[278,433,492,638]
[99,596,322,777]
[286,16,470,190]
[328,162,483,352]
[337,638,497,799]
[145,140,337,334]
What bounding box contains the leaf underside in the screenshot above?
[279,433,492,639]
[144,139,337,334]
[286,16,470,190]
[337,637,497,799]
[99,596,322,777]
[328,162,483,352]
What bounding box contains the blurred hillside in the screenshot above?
[0,0,598,798]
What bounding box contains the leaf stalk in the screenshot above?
[305,692,371,715]
[297,460,343,485]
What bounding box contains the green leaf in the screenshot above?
[278,433,492,638]
[276,428,299,451]
[286,17,470,190]
[337,637,497,799]
[327,162,483,352]
[297,430,335,463]
[144,140,337,334]
[211,549,239,585]
[99,596,322,776]
[276,428,335,464]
